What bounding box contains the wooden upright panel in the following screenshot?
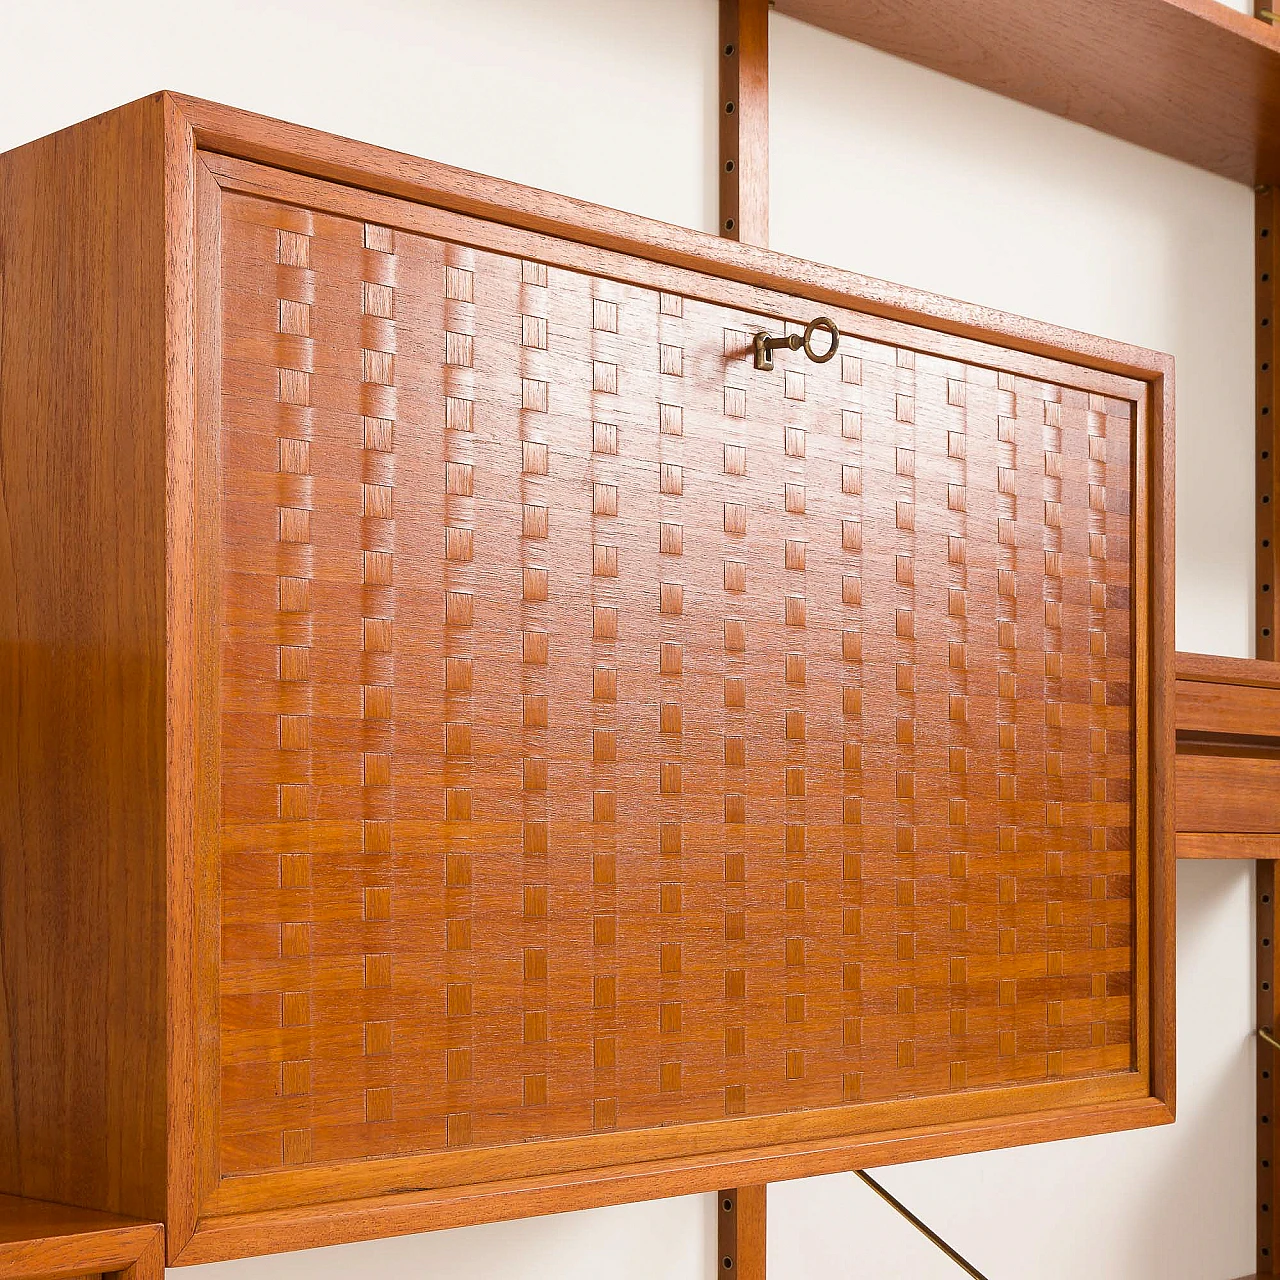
[1257,113,1280,1279]
[1259,187,1278,659]
[1260,862,1278,1276]
[720,0,770,247]
[0,98,172,1223]
[718,1185,767,1280]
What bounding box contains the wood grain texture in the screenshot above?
[1177,833,1280,859]
[188,148,226,1261]
[774,0,1280,187]
[1176,652,1280,688]
[718,1184,766,1280]
[211,171,1143,1177]
[1177,755,1280,833]
[1258,189,1277,662]
[719,0,769,247]
[718,0,773,1197]
[178,1098,1174,1264]
[0,96,170,1222]
[1259,860,1277,1276]
[185,138,1171,1256]
[0,1195,163,1280]
[1256,117,1279,1278]
[107,1229,165,1280]
[1177,677,1280,738]
[1149,295,1176,1120]
[1174,652,1280,852]
[164,88,201,1258]
[0,93,1176,1266]
[165,95,1174,388]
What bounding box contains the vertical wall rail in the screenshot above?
[719,0,769,247]
[718,1186,767,1280]
[1259,118,1280,1270]
[719,5,770,1275]
[1261,862,1278,1273]
[1257,184,1278,657]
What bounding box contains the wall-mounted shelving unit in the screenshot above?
[775,0,1280,187]
[736,2,1280,1275]
[0,3,1275,1279]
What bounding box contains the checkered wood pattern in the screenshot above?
[217,192,1135,1175]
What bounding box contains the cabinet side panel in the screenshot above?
[0,98,169,1219]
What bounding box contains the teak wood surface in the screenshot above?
[718,1184,766,1280]
[0,93,1175,1265]
[719,0,769,248]
[0,94,175,1231]
[0,1195,164,1280]
[1254,142,1279,1278]
[1174,652,1280,857]
[1257,188,1278,660]
[775,0,1280,188]
[718,6,770,1269]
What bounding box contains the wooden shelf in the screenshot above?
[0,1195,162,1279]
[1175,652,1280,857]
[775,0,1280,186]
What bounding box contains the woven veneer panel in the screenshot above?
[217,191,1133,1175]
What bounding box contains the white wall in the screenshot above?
[0,1,1257,1275]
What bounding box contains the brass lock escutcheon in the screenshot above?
[753,315,840,371]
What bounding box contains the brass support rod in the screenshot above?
[854,1171,991,1280]
[1260,1026,1280,1053]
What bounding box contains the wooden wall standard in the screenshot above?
[719,4,771,1269]
[1173,651,1280,1280]
[1257,158,1280,1277]
[719,0,769,248]
[1170,152,1280,1277]
[718,1186,766,1280]
[1174,643,1280,1280]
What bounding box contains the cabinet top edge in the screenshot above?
[172,91,1171,383]
[5,88,1167,391]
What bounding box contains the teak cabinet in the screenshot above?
[0,94,1175,1265]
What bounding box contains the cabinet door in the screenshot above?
[195,152,1168,1247]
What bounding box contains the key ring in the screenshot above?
[801,315,839,364]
